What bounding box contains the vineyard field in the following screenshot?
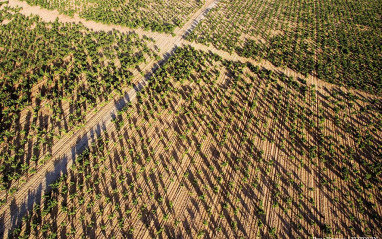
[0,6,157,199]
[0,0,381,238]
[18,0,205,33]
[9,47,382,238]
[187,0,382,94]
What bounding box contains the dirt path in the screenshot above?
[7,0,169,40]
[0,0,219,236]
[182,41,378,99]
[7,0,216,51]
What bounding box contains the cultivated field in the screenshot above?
[187,0,382,94]
[0,0,381,238]
[18,0,205,33]
[9,47,382,238]
[0,5,159,203]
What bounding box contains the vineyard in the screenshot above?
[7,46,382,238]
[187,0,382,94]
[1,0,382,238]
[18,0,205,33]
[0,6,158,199]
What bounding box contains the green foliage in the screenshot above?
[188,0,382,94]
[21,0,204,33]
[0,7,155,192]
[7,46,382,239]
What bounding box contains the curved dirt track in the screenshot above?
[8,0,169,39]
[0,0,219,236]
[182,40,377,99]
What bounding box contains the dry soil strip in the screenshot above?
[182,41,378,100]
[7,0,171,41]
